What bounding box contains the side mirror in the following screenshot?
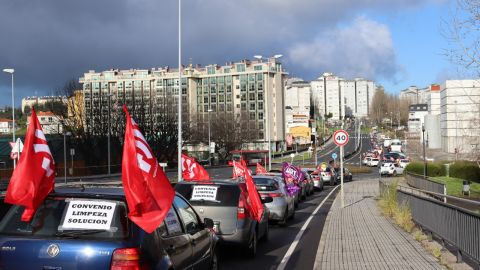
[261,196,273,204]
[204,218,214,229]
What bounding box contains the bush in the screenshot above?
[449,161,480,183]
[404,161,445,177]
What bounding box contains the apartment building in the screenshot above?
[440,79,480,154]
[0,119,14,134]
[21,96,67,113]
[310,73,376,121]
[427,84,441,115]
[79,58,287,151]
[285,81,311,144]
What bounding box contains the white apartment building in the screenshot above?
[285,81,311,143]
[0,118,14,134]
[310,73,376,121]
[428,84,441,115]
[408,104,428,135]
[21,96,67,113]
[399,85,431,104]
[440,79,480,154]
[80,58,287,151]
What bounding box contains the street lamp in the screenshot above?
[454,100,458,160]
[107,93,114,175]
[207,108,213,166]
[422,123,427,178]
[253,54,283,172]
[60,120,72,183]
[177,0,183,182]
[3,68,15,168]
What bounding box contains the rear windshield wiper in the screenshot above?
[55,229,108,238]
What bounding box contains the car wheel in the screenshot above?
[262,222,269,241]
[246,231,257,258]
[210,248,219,270]
[288,207,295,220]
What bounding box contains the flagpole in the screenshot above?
[177,0,183,182]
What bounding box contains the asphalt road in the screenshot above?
[189,165,379,270]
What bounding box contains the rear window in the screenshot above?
[253,177,279,191]
[175,184,240,207]
[0,197,129,239]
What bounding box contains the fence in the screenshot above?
[405,172,446,197]
[379,180,480,267]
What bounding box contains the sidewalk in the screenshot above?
[314,180,445,270]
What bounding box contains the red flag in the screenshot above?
[233,160,246,178]
[5,108,55,222]
[122,105,175,233]
[181,154,210,181]
[233,161,264,222]
[256,163,267,175]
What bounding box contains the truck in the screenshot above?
[390,139,402,152]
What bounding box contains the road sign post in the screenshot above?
[333,130,349,208]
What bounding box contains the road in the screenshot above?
[182,165,378,270]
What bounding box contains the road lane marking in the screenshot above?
[276,185,340,270]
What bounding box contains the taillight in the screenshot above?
[111,247,148,270]
[261,193,284,198]
[237,196,246,219]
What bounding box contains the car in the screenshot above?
[379,161,405,176]
[362,156,371,165]
[335,167,353,182]
[0,183,219,270]
[261,172,301,209]
[367,158,380,167]
[323,167,337,185]
[175,179,270,258]
[300,169,315,196]
[399,159,410,168]
[252,175,295,225]
[309,170,325,191]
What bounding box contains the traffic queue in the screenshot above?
[0,106,327,270]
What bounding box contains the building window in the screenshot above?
[258,102,263,110]
[236,64,246,72]
[219,104,225,112]
[207,66,215,74]
[226,85,232,92]
[211,96,217,103]
[258,92,263,101]
[249,103,256,110]
[227,104,233,111]
[241,103,247,110]
[227,94,232,102]
[250,112,256,120]
[241,94,246,101]
[211,104,217,112]
[254,65,262,71]
[224,68,231,73]
[258,112,263,120]
[219,95,225,103]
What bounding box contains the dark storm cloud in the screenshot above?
[0,0,443,106]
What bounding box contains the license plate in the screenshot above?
[213,222,220,234]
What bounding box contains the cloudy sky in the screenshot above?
[0,0,459,107]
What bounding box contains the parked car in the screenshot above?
[0,184,218,270]
[252,175,295,225]
[175,179,270,257]
[379,161,405,176]
[309,170,325,191]
[335,167,353,182]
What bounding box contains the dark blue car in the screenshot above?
[0,183,218,270]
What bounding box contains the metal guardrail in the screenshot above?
[405,172,445,196]
[379,180,480,267]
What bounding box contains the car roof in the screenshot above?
[176,179,242,186]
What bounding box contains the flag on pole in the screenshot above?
[256,163,267,175]
[181,154,210,181]
[122,105,175,233]
[232,161,263,222]
[5,108,55,222]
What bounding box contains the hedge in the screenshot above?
[449,161,480,183]
[404,161,445,177]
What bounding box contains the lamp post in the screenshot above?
[253,54,282,172]
[61,120,72,184]
[107,93,114,175]
[207,108,213,166]
[3,68,15,168]
[177,0,183,182]
[454,100,458,160]
[422,123,427,178]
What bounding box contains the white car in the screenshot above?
[379,162,404,176]
[368,158,380,167]
[362,157,371,165]
[399,159,410,168]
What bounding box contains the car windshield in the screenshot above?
[175,183,240,207]
[0,197,129,239]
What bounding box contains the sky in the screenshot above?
[0,0,464,108]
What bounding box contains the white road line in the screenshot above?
[276,185,340,270]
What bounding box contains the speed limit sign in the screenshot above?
[333,130,349,146]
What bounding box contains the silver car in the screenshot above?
[253,175,295,225]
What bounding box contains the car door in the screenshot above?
[174,196,212,269]
[161,206,194,270]
[395,164,404,174]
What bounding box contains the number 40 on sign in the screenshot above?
[333,130,349,146]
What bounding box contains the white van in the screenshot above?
[390,139,402,152]
[383,138,392,148]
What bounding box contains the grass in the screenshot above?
[378,180,415,232]
[345,165,372,174]
[272,151,313,163]
[429,176,480,200]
